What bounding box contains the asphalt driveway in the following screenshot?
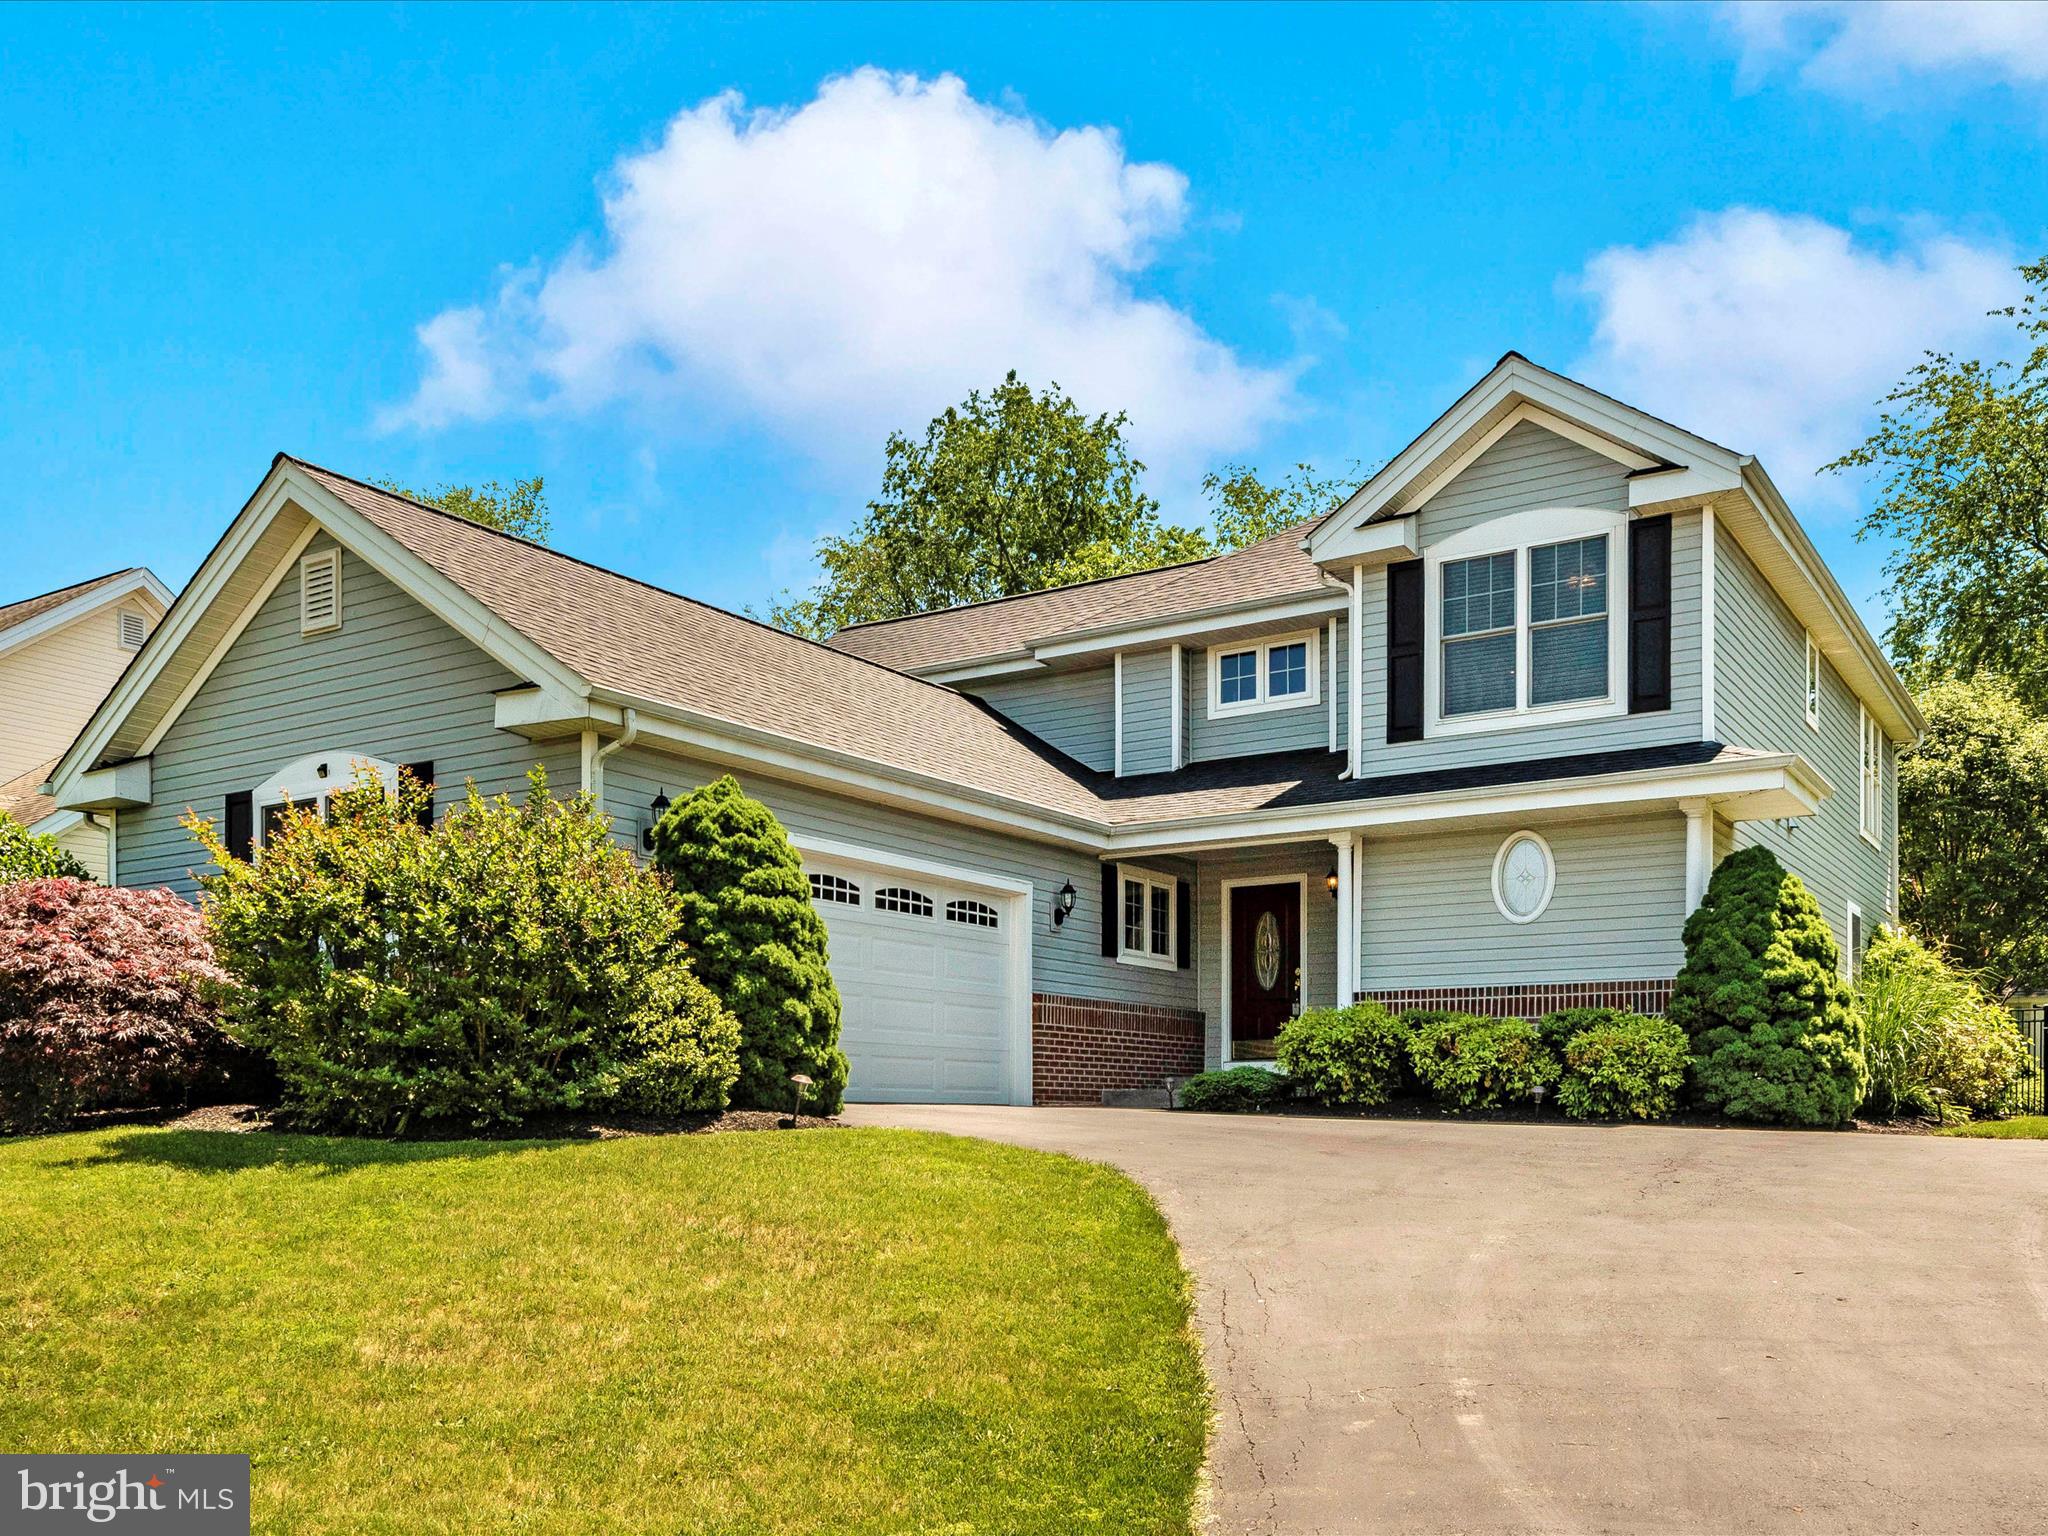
[845,1105,2048,1535]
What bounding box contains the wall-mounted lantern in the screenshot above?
[1325,866,1340,898]
[642,789,671,853]
[1053,879,1077,927]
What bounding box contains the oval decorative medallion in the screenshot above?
[1253,910,1282,990]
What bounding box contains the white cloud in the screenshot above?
[1722,2,2048,95]
[379,69,1294,483]
[1573,209,2014,499]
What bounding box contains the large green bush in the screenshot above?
[1668,846,1867,1127]
[1856,927,2030,1121]
[0,812,89,883]
[190,768,739,1133]
[1552,1011,1689,1122]
[1277,1003,1409,1106]
[1176,1067,1291,1112]
[1534,1006,1634,1058]
[1405,1012,1558,1111]
[650,775,848,1115]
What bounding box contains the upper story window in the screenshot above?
[1425,508,1627,738]
[1859,706,1883,845]
[1804,632,1822,731]
[252,752,399,849]
[1207,631,1319,719]
[1117,864,1176,970]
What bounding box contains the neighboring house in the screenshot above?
[49,355,1916,1106]
[0,568,172,879]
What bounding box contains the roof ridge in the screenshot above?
[829,548,1220,635]
[0,566,140,619]
[282,454,994,702]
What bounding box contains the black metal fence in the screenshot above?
[2015,1007,2047,1116]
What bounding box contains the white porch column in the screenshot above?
[1680,798,1714,913]
[1347,564,1364,777]
[1330,830,1356,1005]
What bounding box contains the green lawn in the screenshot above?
[1942,1114,2048,1139]
[0,1126,1207,1535]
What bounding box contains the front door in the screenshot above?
[1230,882,1301,1061]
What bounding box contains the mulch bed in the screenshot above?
[1192,1096,1939,1134]
[138,1103,843,1140]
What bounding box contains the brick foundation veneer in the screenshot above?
[1032,994,1206,1106]
[1361,979,1676,1018]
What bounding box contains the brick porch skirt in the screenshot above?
[1032,994,1206,1106]
[1360,979,1676,1018]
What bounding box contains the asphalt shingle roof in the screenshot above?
[0,570,141,639]
[0,758,60,828]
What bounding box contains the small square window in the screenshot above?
[1219,650,1258,705]
[1267,642,1308,699]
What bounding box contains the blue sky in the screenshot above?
[4,2,2045,636]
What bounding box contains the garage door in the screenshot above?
[806,856,1019,1104]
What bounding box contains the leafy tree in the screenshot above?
[0,812,89,883]
[1896,676,2048,992]
[768,373,1187,636]
[1669,846,1867,1126]
[649,776,848,1113]
[377,475,552,545]
[189,767,737,1133]
[1827,254,2048,706]
[1201,460,1357,550]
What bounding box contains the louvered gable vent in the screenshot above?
[300,548,341,634]
[118,610,148,649]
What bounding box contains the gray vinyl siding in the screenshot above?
[1713,522,1896,960]
[1194,842,1339,1067]
[960,666,1114,773]
[599,742,1198,1011]
[120,534,577,896]
[1354,427,1705,775]
[1118,648,1175,775]
[1356,813,1689,990]
[1184,616,1336,763]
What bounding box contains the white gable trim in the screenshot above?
[1399,402,1659,520]
[49,461,591,805]
[0,569,174,658]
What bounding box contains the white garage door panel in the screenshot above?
[809,856,1020,1105]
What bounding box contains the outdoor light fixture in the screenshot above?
[786,1072,814,1128]
[642,789,671,852]
[1325,867,1339,898]
[1053,879,1077,927]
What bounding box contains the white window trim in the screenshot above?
[1423,507,1628,739]
[1491,828,1557,924]
[1206,629,1321,720]
[1845,899,1865,982]
[1803,630,1822,732]
[252,751,399,847]
[1116,862,1179,971]
[299,547,341,635]
[1858,705,1882,847]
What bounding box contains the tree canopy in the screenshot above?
[766,372,1357,637]
[1827,254,2048,709]
[1897,676,2048,993]
[378,476,552,546]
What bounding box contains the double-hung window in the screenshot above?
[1804,632,1822,730]
[1208,631,1318,717]
[1429,510,1625,734]
[1117,865,1176,969]
[1859,706,1883,845]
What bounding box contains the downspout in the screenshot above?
[586,707,639,809]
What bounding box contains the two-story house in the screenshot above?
[49,355,1915,1105]
[0,567,172,878]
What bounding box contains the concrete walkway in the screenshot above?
[846,1104,2048,1535]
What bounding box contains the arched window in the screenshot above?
[874,886,935,918]
[945,899,999,929]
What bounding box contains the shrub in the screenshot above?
[1554,1013,1689,1121]
[1277,1003,1409,1106]
[1669,847,1868,1127]
[1404,1012,1559,1111]
[0,812,89,883]
[189,768,739,1134]
[1856,927,2030,1121]
[1177,1067,1291,1112]
[0,878,231,1131]
[651,776,848,1115]
[1535,1006,1635,1058]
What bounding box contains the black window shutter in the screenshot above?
[401,760,436,829]
[223,790,253,863]
[1175,879,1192,969]
[1386,559,1424,744]
[1628,516,1673,715]
[1100,864,1120,957]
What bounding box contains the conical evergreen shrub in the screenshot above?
[1668,845,1867,1126]
[650,776,848,1113]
